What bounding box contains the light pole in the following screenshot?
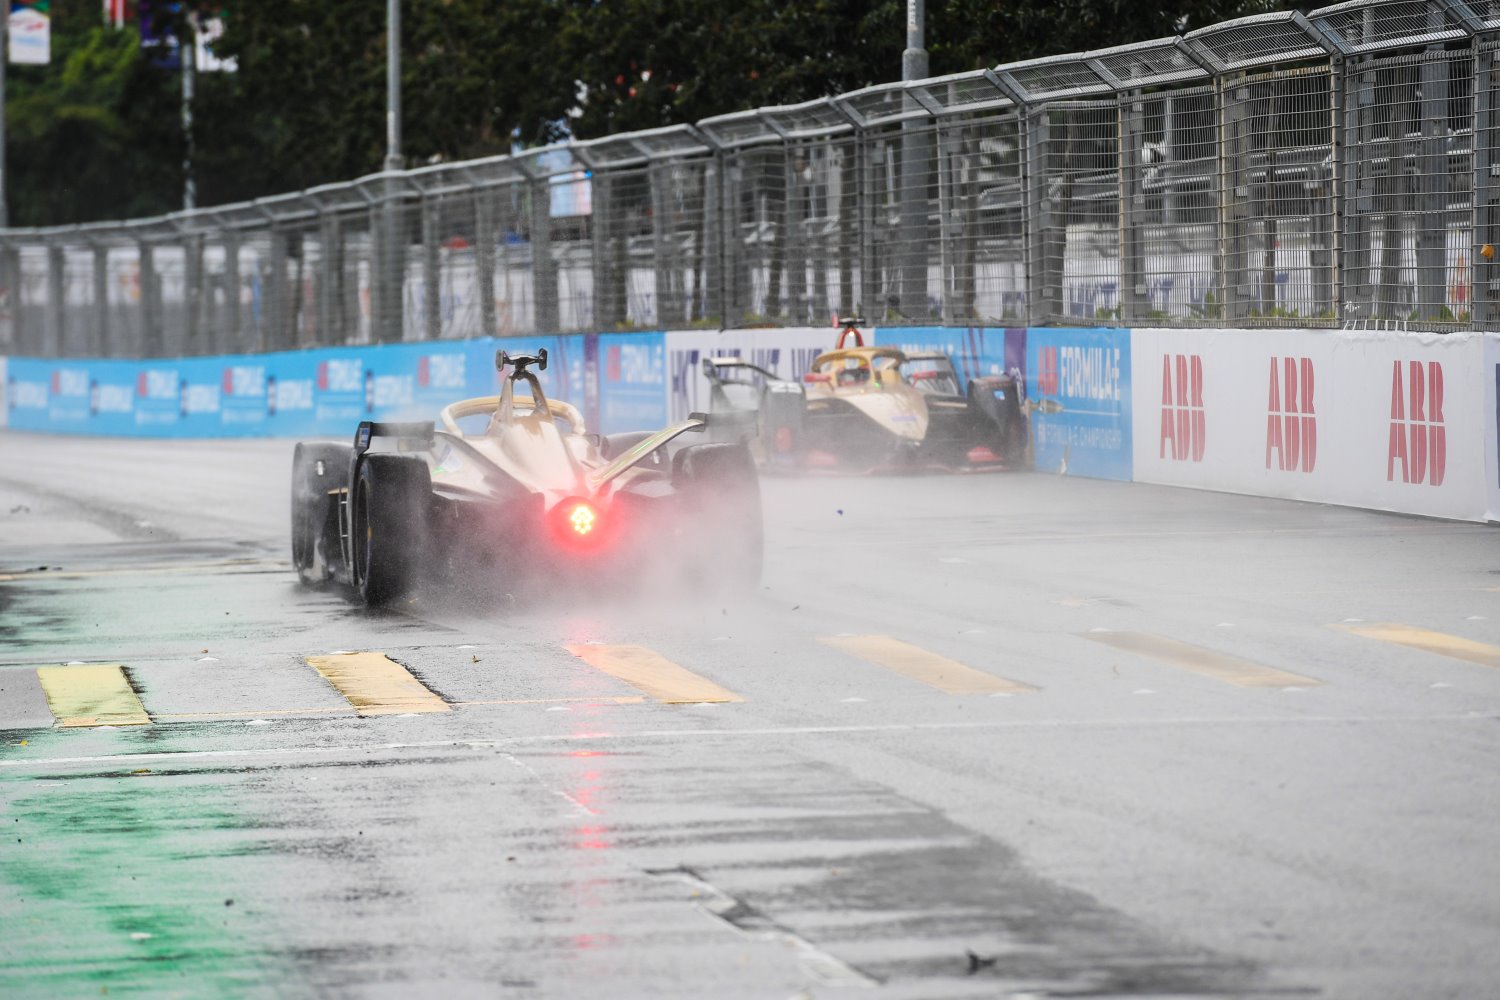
[380,0,403,342]
[899,0,928,319]
[385,0,401,171]
[1,10,9,228]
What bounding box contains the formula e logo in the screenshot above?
[1036,346,1060,396]
[418,353,466,389]
[1266,356,1315,473]
[607,343,665,385]
[221,365,265,398]
[1159,354,1205,462]
[1387,360,1445,486]
[51,368,89,398]
[317,358,364,393]
[137,369,179,400]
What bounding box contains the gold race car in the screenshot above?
[703,320,1028,473]
[291,350,761,605]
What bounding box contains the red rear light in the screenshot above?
[550,497,607,548]
[566,501,597,536]
[803,373,831,384]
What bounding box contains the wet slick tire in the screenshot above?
[351,453,431,606]
[291,442,352,586]
[674,442,763,592]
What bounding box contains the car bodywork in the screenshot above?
[292,350,762,605]
[702,322,1028,473]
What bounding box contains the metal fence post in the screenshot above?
[45,244,64,356]
[139,241,159,358]
[422,195,441,340]
[475,188,497,337]
[92,242,109,356]
[530,176,558,333]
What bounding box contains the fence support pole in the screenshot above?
[92,243,109,356]
[475,190,497,337]
[45,245,64,356]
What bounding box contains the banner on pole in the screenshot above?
[9,2,51,65]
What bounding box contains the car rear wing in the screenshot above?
[353,420,435,454]
[588,411,754,489]
[702,357,784,384]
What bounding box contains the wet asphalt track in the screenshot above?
[1,430,1499,999]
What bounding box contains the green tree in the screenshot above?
[6,7,180,226]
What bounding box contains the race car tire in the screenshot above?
[673,442,763,591]
[351,454,431,606]
[291,442,353,586]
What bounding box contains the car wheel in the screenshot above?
[291,442,352,586]
[351,454,431,606]
[674,442,763,592]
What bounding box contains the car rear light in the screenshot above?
[775,426,795,454]
[550,497,607,547]
[966,445,1002,465]
[567,501,597,536]
[803,373,831,384]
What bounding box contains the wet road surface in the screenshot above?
[2,431,1498,998]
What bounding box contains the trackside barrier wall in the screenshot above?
[1132,328,1492,522]
[3,327,1498,522]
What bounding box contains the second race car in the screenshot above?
[291,349,762,605]
[702,319,1028,473]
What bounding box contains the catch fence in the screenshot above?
[4,0,1500,360]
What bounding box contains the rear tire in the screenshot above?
[673,442,763,592]
[291,442,352,586]
[351,454,431,606]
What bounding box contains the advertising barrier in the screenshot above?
[0,334,639,440]
[1132,328,1490,522]
[664,327,839,422]
[5,327,1495,523]
[1023,327,1134,481]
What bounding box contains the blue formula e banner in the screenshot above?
[1,332,661,440]
[1025,327,1133,481]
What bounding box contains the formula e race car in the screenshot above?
[702,319,1027,473]
[291,349,762,606]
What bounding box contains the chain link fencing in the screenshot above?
[3,0,1497,360]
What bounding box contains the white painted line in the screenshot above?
[7,712,1500,771]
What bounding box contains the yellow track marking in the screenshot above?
[1084,631,1320,688]
[35,665,151,727]
[818,635,1035,694]
[1335,623,1500,670]
[564,644,743,704]
[452,695,647,707]
[304,652,450,716]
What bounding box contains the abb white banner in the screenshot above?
[1132,328,1489,522]
[664,327,843,421]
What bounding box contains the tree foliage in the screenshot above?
[6,0,1296,226]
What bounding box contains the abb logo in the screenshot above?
[1387,360,1445,486]
[1036,346,1059,396]
[1159,354,1205,462]
[1266,356,1316,473]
